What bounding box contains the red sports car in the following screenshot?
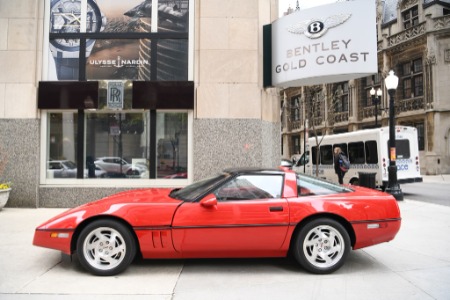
[33,168,401,276]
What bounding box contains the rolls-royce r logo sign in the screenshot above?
[107,81,124,110]
[287,14,352,39]
[270,0,377,87]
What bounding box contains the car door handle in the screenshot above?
[269,206,284,212]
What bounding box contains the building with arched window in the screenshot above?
[281,0,450,175]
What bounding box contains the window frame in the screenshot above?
[290,95,301,122]
[40,109,193,187]
[40,0,195,187]
[402,6,419,29]
[44,0,192,81]
[334,82,349,113]
[400,58,423,99]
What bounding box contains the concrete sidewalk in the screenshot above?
[422,174,450,183]
[1,200,450,300]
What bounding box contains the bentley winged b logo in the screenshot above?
[287,14,352,39]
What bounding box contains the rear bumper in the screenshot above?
[351,218,401,250]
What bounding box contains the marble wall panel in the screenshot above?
[0,119,39,208]
[193,118,280,181]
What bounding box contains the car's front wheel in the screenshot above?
[293,218,350,274]
[76,219,136,276]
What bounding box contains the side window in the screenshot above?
[348,142,365,164]
[214,175,283,201]
[298,151,309,166]
[365,141,378,164]
[333,143,348,156]
[320,145,333,165]
[311,146,318,165]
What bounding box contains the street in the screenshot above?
[401,179,450,207]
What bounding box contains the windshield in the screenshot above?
[170,173,229,201]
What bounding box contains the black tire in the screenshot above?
[293,218,350,274]
[127,169,140,176]
[76,219,136,276]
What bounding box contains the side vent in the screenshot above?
[151,231,167,248]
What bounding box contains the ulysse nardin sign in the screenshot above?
[271,0,377,87]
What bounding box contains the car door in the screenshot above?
[171,174,290,257]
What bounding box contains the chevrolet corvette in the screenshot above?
[33,168,401,276]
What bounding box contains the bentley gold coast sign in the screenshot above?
[271,0,377,87]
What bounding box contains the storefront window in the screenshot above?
[86,112,150,179]
[46,111,188,180]
[44,0,192,185]
[156,112,188,179]
[47,112,79,179]
[157,39,188,80]
[158,1,189,32]
[98,0,150,33]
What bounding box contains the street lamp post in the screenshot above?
[370,87,383,127]
[384,70,403,201]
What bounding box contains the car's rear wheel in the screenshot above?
[76,219,136,276]
[293,218,350,274]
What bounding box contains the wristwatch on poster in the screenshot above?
[49,0,106,80]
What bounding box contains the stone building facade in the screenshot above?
[281,0,450,175]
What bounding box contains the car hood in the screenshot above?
[85,188,179,206]
[36,188,182,230]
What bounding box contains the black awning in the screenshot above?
[38,81,99,109]
[132,81,194,109]
[38,81,194,110]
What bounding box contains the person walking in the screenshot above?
[334,147,346,184]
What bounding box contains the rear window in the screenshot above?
[296,173,351,196]
[388,139,411,159]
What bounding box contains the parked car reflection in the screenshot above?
[47,160,108,178]
[94,157,148,177]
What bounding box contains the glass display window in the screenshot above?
[156,112,188,179]
[47,112,79,179]
[86,112,150,179]
[44,110,190,182]
[43,0,193,186]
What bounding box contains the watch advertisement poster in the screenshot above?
[49,0,189,81]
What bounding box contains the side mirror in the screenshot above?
[200,194,218,208]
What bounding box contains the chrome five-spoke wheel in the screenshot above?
[293,218,350,274]
[77,220,136,276]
